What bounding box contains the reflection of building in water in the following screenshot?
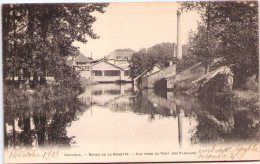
[93,85,198,147]
[177,107,184,147]
[78,83,133,106]
[134,89,198,147]
[108,96,133,112]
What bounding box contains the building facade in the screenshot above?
[91,60,131,82]
[67,49,134,83]
[104,49,135,82]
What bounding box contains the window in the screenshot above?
[116,56,120,60]
[76,62,87,66]
[74,66,82,71]
[92,90,103,95]
[124,70,130,76]
[104,70,120,76]
[124,57,128,60]
[105,90,120,95]
[92,70,102,76]
[82,66,90,71]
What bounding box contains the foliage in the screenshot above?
[214,1,259,87]
[180,1,217,74]
[2,3,109,88]
[195,84,260,143]
[146,42,175,67]
[129,42,175,78]
[233,103,260,139]
[129,50,155,78]
[173,55,198,73]
[4,83,82,110]
[180,1,258,88]
[186,24,221,73]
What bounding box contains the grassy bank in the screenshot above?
[4,83,85,110]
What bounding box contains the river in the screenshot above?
[4,83,259,151]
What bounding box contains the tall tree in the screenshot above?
[181,1,258,87]
[211,1,258,87]
[129,42,175,78]
[180,1,217,74]
[129,49,155,78]
[2,3,109,88]
[147,42,175,68]
[186,23,221,71]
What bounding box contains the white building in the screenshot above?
[67,49,135,83]
[91,59,131,82]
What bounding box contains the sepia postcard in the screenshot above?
[2,0,260,163]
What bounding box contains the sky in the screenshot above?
[73,2,201,59]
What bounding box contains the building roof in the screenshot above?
[92,59,124,70]
[115,62,130,70]
[133,65,161,81]
[108,49,136,60]
[74,53,91,63]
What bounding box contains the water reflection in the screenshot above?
[75,84,198,148]
[4,99,88,149]
[4,83,259,150]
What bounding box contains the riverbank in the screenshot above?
[4,82,85,110]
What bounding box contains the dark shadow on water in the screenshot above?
[152,87,260,144]
[105,82,259,144]
[4,99,88,149]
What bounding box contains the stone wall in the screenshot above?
[166,62,205,91]
[166,62,234,94]
[141,64,176,89]
[194,66,234,94]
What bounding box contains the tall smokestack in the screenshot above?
[177,10,182,59]
[173,43,176,58]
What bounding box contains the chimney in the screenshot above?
[173,43,177,58]
[177,10,182,59]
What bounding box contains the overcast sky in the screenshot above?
[73,2,201,59]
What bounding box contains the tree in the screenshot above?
[129,42,175,78]
[129,49,156,78]
[2,3,109,88]
[147,42,175,68]
[186,23,221,73]
[210,1,258,87]
[181,1,258,87]
[180,1,219,74]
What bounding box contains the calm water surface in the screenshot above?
[4,83,259,150]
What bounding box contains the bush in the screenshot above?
[174,55,198,73]
[4,83,81,110]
